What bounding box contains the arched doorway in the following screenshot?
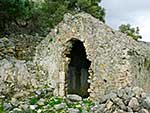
[65,39,91,98]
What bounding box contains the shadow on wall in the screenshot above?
[65,39,91,98]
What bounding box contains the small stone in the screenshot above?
[122,93,131,105]
[3,102,12,111]
[37,109,42,113]
[142,96,150,109]
[54,103,66,110]
[0,95,5,99]
[90,104,98,111]
[117,89,124,98]
[124,87,133,99]
[68,108,80,113]
[93,104,105,113]
[76,104,82,108]
[106,100,113,110]
[139,108,149,113]
[11,98,19,107]
[141,92,147,99]
[37,98,45,106]
[67,94,82,101]
[99,104,106,110]
[112,97,126,110]
[132,87,143,98]
[35,90,42,96]
[128,97,140,111]
[82,110,88,113]
[12,108,22,112]
[13,91,30,99]
[124,86,132,94]
[126,106,133,112]
[99,92,117,104]
[113,109,126,113]
[30,105,38,110]
[19,104,29,110]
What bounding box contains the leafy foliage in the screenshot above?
[46,96,63,107]
[0,0,29,19]
[0,0,30,31]
[29,96,39,105]
[32,0,69,32]
[0,0,105,36]
[21,95,94,113]
[0,100,4,113]
[119,24,142,41]
[68,0,105,22]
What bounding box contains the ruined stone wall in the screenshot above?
[1,13,150,101]
[34,13,150,101]
[0,34,45,97]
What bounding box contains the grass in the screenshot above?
[0,101,4,113]
[2,95,94,113]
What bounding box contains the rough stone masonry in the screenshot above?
[34,13,150,101]
[0,12,150,101]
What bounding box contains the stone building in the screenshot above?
[34,13,150,101]
[0,13,150,101]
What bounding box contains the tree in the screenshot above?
[119,24,142,41]
[68,0,105,22]
[0,0,30,34]
[0,0,105,36]
[38,0,105,29]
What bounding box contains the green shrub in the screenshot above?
[0,101,4,113]
[0,0,30,30]
[119,24,142,41]
[47,96,63,107]
[0,0,105,36]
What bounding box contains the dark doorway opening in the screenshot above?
[66,39,91,98]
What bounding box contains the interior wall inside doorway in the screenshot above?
[66,39,91,98]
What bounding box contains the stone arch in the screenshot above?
[63,38,91,98]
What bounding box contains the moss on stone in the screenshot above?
[144,58,150,70]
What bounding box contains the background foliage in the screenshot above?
[119,24,142,41]
[0,0,30,34]
[0,0,105,37]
